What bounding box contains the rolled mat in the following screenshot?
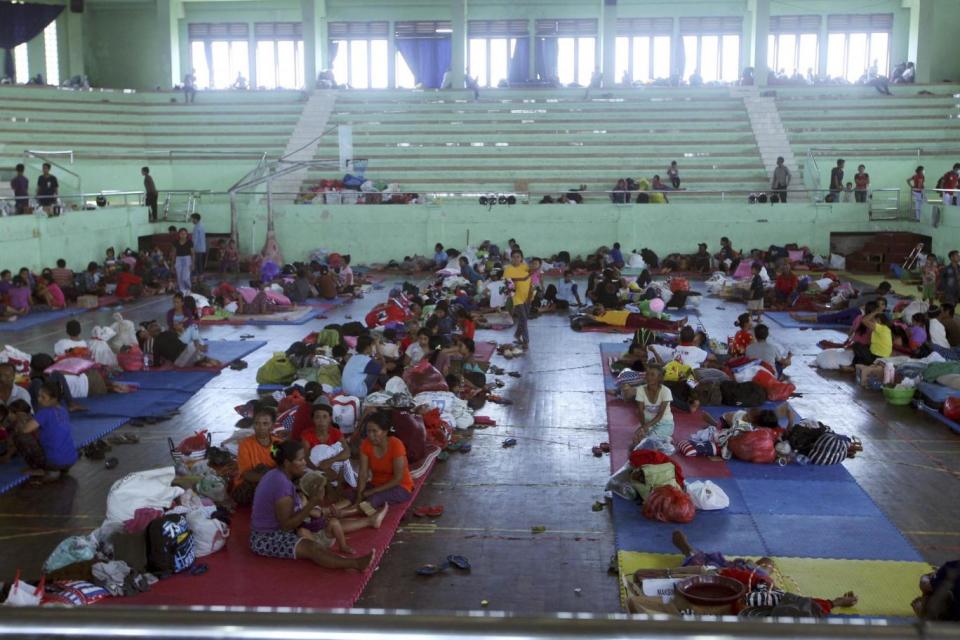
[764,311,851,331]
[199,307,325,326]
[107,461,435,608]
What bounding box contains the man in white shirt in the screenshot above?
[929,309,951,348]
[54,320,89,357]
[648,326,708,368]
[0,362,32,409]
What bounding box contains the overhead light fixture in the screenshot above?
[435,28,452,33]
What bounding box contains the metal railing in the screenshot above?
[23,149,82,194]
[0,605,954,640]
[0,189,207,218]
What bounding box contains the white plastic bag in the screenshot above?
[105,467,184,523]
[733,360,764,382]
[2,572,44,606]
[89,326,119,368]
[605,462,638,501]
[815,348,854,370]
[184,509,230,557]
[829,253,846,270]
[686,480,730,510]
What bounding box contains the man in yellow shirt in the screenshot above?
[503,249,532,349]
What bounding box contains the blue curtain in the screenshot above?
[534,37,558,82]
[395,37,451,88]
[328,40,340,72]
[508,37,529,84]
[0,1,64,80]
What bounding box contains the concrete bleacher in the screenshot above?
[0,86,306,160]
[302,87,770,200]
[776,84,960,191]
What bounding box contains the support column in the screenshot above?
[527,19,535,81]
[451,0,466,88]
[817,19,828,79]
[248,27,257,88]
[749,0,770,86]
[301,0,329,86]
[156,0,180,89]
[388,21,396,88]
[908,0,935,83]
[61,11,85,81]
[601,0,617,87]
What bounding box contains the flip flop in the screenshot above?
[415,563,448,576]
[502,438,517,448]
[599,442,611,453]
[190,563,209,576]
[446,440,464,452]
[104,457,119,470]
[123,433,140,444]
[426,505,444,517]
[507,372,522,378]
[446,555,471,571]
[591,446,603,457]
[458,443,472,453]
[437,451,450,462]
[413,506,432,518]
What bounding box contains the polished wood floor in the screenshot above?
[0,277,957,613]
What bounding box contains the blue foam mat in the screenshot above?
[0,307,86,332]
[82,388,196,419]
[736,478,880,517]
[613,496,769,556]
[917,381,960,407]
[0,466,28,494]
[724,458,853,482]
[917,402,960,435]
[117,370,218,392]
[236,307,325,326]
[765,311,850,331]
[204,339,267,363]
[753,514,922,561]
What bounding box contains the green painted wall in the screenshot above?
[4,201,956,274]
[84,3,166,90]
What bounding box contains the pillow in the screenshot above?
[45,357,96,375]
[788,250,804,263]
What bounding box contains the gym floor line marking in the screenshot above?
[904,530,960,537]
[399,525,607,535]
[0,527,86,541]
[0,513,103,519]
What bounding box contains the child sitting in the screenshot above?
[405,328,432,366]
[54,320,90,358]
[220,239,240,274]
[730,313,755,356]
[35,277,66,310]
[745,323,792,377]
[78,262,105,297]
[7,276,32,315]
[456,308,476,340]
[747,262,764,322]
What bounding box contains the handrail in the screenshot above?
[22,150,81,194]
[0,605,952,640]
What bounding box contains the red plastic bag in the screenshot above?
[176,430,210,455]
[944,396,960,421]
[752,368,796,402]
[422,407,452,449]
[728,429,777,464]
[117,345,144,372]
[669,277,690,293]
[402,360,449,395]
[642,485,696,523]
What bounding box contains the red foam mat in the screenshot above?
[474,340,496,364]
[108,463,433,608]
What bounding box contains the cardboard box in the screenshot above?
[77,295,99,309]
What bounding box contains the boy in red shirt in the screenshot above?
[907,166,925,221]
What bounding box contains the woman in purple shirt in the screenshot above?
[11,381,78,482]
[249,440,375,570]
[7,276,32,314]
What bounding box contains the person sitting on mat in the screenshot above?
[334,411,414,515]
[631,364,675,449]
[249,440,377,570]
[913,560,960,621]
[9,381,78,483]
[589,304,687,333]
[137,320,223,369]
[667,530,858,616]
[232,405,281,505]
[54,320,90,358]
[303,401,355,492]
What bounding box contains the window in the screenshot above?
[825,13,892,81]
[44,21,59,86]
[468,37,516,87]
[189,23,250,89]
[330,39,388,88]
[768,33,819,76]
[396,51,416,88]
[13,43,28,84]
[615,35,672,83]
[678,17,742,84]
[682,34,740,83]
[556,37,595,85]
[255,22,305,89]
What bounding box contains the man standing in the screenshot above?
[183,70,197,103]
[142,166,159,221]
[771,156,791,203]
[36,163,59,214]
[504,249,532,351]
[829,158,845,203]
[10,164,29,215]
[940,250,960,306]
[191,213,207,276]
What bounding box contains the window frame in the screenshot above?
[331,38,389,89]
[615,34,672,83]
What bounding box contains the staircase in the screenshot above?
[270,91,338,203]
[736,87,799,199]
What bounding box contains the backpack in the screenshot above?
[255,352,298,385]
[807,431,851,465]
[390,410,427,465]
[340,321,367,337]
[146,514,195,575]
[331,395,360,434]
[693,380,723,406]
[719,380,768,407]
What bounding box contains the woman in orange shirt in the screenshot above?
[231,406,279,505]
[337,411,413,515]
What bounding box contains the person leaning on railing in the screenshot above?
[10,164,29,215]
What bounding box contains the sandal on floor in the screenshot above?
[599,442,611,453]
[458,443,472,453]
[415,563,449,576]
[190,563,209,576]
[426,505,444,517]
[592,446,603,458]
[412,506,432,518]
[446,555,471,571]
[507,371,522,378]
[502,438,517,448]
[104,457,119,470]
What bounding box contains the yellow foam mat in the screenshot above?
[618,551,932,617]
